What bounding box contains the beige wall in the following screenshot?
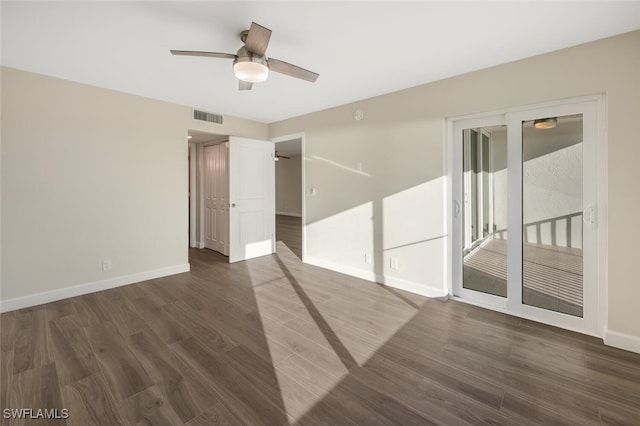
[270,31,640,341]
[275,154,302,216]
[188,114,268,141]
[0,67,266,307]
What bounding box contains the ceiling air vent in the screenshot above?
[193,109,223,124]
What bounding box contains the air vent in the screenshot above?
[193,109,223,124]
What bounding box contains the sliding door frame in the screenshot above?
[447,95,607,337]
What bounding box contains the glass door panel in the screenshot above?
[462,125,508,298]
[521,114,584,317]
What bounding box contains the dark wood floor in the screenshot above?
[276,214,302,260]
[1,242,640,425]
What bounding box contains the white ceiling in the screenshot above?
[3,2,639,124]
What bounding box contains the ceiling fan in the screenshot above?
[171,22,319,91]
[274,151,290,161]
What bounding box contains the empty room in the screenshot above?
[2,1,640,425]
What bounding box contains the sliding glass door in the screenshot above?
[462,126,507,299]
[452,99,600,335]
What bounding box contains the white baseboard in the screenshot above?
[276,211,302,217]
[0,263,191,313]
[375,274,448,299]
[305,256,377,282]
[304,256,447,299]
[195,241,205,249]
[604,329,640,354]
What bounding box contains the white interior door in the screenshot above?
[204,143,229,255]
[228,136,275,263]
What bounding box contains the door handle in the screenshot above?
[454,200,461,218]
[230,203,237,208]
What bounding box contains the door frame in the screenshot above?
[189,142,197,248]
[446,94,607,337]
[188,133,229,250]
[271,132,307,261]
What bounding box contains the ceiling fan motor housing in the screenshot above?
[233,47,269,83]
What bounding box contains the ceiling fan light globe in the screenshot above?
[533,117,558,129]
[233,61,269,83]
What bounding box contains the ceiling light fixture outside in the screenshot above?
[233,53,269,83]
[533,117,558,129]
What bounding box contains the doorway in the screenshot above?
[188,131,276,263]
[203,141,230,255]
[187,130,227,250]
[273,135,304,260]
[450,97,604,336]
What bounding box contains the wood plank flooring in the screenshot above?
[1,241,640,425]
[276,215,302,260]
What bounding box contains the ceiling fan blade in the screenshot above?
[239,80,253,91]
[267,58,319,83]
[275,151,291,159]
[245,22,272,56]
[170,50,236,59]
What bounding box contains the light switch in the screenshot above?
[390,257,399,270]
[102,259,112,271]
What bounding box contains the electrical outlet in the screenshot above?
[102,259,112,271]
[364,253,372,264]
